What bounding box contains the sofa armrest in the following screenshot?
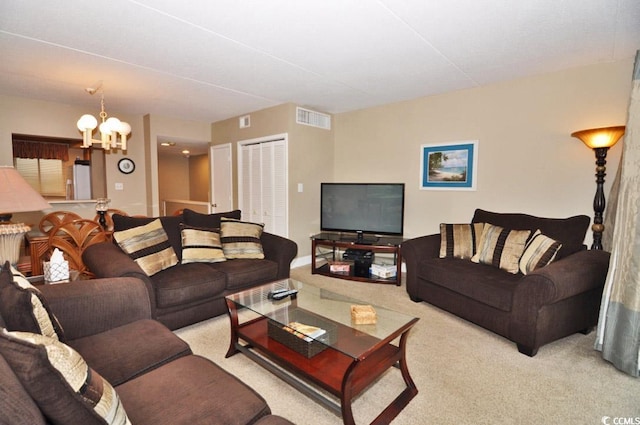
[402,234,440,299]
[514,249,610,306]
[38,277,152,341]
[510,249,609,352]
[83,242,146,279]
[261,232,298,279]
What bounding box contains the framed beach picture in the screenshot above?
[420,140,478,190]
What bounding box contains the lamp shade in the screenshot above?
[0,166,51,217]
[571,126,626,149]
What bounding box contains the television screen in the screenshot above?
[320,183,405,236]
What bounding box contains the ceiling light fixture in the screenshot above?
[76,81,131,151]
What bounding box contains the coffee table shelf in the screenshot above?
[225,279,418,425]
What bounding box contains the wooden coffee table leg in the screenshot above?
[225,298,240,358]
[340,362,359,425]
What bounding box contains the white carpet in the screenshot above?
[175,267,640,424]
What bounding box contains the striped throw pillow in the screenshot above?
[0,262,65,341]
[113,218,178,276]
[471,224,531,274]
[439,223,485,259]
[180,224,226,264]
[0,330,131,425]
[518,230,562,275]
[220,218,265,259]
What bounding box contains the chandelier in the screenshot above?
[76,81,131,151]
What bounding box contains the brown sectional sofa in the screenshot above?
[0,264,294,425]
[402,209,610,356]
[83,209,298,330]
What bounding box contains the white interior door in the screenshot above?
[209,143,233,213]
[238,135,288,237]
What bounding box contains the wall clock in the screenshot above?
[118,158,135,174]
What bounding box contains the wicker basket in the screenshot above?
[267,309,337,358]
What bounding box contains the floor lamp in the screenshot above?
[0,166,52,267]
[571,126,626,250]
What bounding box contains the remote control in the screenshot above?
[270,289,298,300]
[267,288,290,299]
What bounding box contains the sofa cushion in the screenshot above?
[180,224,226,264]
[0,354,47,425]
[113,214,184,260]
[0,330,130,425]
[151,263,227,308]
[418,258,521,311]
[115,355,271,425]
[209,259,279,290]
[519,230,562,275]
[472,209,589,259]
[68,319,191,387]
[113,218,179,276]
[221,217,265,259]
[471,224,531,274]
[183,208,242,229]
[439,223,484,259]
[0,262,65,341]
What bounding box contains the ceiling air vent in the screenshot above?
[296,107,331,130]
[239,115,250,128]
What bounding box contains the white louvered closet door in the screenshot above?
[239,137,288,237]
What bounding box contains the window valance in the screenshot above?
[12,140,69,161]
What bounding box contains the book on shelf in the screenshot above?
[370,263,397,278]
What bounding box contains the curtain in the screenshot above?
[12,140,69,161]
[595,50,640,377]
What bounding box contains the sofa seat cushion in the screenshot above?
[68,319,191,386]
[116,355,271,425]
[152,263,227,308]
[418,258,521,311]
[210,259,279,290]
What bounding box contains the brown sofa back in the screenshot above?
[472,209,589,259]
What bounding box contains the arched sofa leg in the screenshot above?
[517,344,538,357]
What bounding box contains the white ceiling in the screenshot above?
[1,1,639,134]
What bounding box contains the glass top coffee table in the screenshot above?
[225,278,418,425]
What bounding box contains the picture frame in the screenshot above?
[420,140,478,190]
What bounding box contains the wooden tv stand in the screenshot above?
[311,233,404,286]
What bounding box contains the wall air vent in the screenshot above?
[239,115,250,128]
[296,107,331,130]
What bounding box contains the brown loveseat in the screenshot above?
[0,264,294,425]
[402,209,610,356]
[83,209,298,330]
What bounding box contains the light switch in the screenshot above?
[298,183,303,193]
[115,182,124,190]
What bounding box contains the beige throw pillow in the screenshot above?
[180,224,226,264]
[113,218,178,276]
[439,223,485,259]
[220,218,265,259]
[471,223,531,274]
[518,230,562,274]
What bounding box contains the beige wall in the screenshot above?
[333,59,633,245]
[144,114,211,216]
[158,153,191,205]
[212,103,334,256]
[189,154,210,202]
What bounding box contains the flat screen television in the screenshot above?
[320,183,405,241]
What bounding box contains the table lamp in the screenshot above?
[0,166,52,267]
[570,126,625,250]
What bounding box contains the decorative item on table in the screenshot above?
[329,260,351,274]
[351,304,377,325]
[370,263,397,279]
[95,198,110,229]
[43,248,69,283]
[267,309,337,358]
[284,321,327,342]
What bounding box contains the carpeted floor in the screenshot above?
[175,266,640,424]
